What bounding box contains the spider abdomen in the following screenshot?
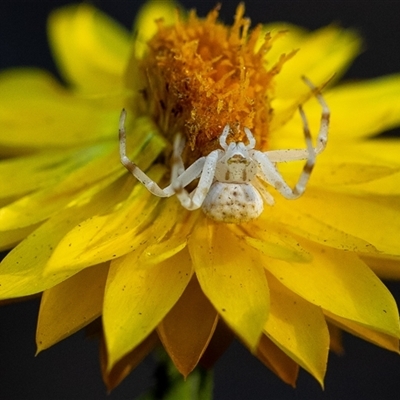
[202,182,264,223]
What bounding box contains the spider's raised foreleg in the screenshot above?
[119,109,175,197]
[265,76,330,163]
[252,106,316,199]
[302,75,330,154]
[170,131,186,181]
[173,150,221,210]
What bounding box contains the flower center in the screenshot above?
[138,4,294,162]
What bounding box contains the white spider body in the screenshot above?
[202,182,264,223]
[200,140,264,222]
[214,143,258,183]
[119,77,330,224]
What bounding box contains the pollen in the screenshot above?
[138,4,296,160]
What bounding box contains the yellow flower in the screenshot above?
[1,0,400,391]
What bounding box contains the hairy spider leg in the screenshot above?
[119,109,173,197]
[120,109,204,199]
[220,124,256,150]
[252,179,275,205]
[170,132,186,181]
[173,149,221,210]
[265,76,330,163]
[302,75,330,153]
[243,126,256,149]
[219,125,231,150]
[252,103,316,199]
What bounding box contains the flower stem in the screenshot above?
[139,349,213,400]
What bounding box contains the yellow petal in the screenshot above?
[101,332,158,391]
[199,319,235,369]
[270,26,360,131]
[313,140,400,196]
[261,23,307,65]
[103,248,193,369]
[46,176,179,273]
[264,272,329,386]
[270,75,400,151]
[0,173,117,232]
[48,4,130,92]
[0,69,120,150]
[0,149,80,200]
[311,162,400,196]
[158,277,218,377]
[326,312,399,353]
[36,263,109,352]
[0,177,127,299]
[124,0,180,95]
[271,128,400,186]
[257,335,299,387]
[266,187,399,256]
[264,242,400,338]
[0,225,38,252]
[0,116,165,232]
[327,74,400,139]
[189,218,270,350]
[362,255,400,280]
[274,25,360,99]
[138,209,199,265]
[327,322,344,355]
[231,223,312,263]
[271,150,400,197]
[284,188,400,256]
[133,0,179,59]
[0,144,117,230]
[260,196,378,255]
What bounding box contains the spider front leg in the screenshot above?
[302,75,330,154]
[119,109,217,210]
[119,109,175,197]
[266,76,330,163]
[170,130,186,181]
[253,105,316,199]
[173,150,221,210]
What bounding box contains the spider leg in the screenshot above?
[252,107,316,199]
[170,132,186,181]
[253,178,275,205]
[119,109,174,197]
[173,150,221,210]
[243,127,256,149]
[302,76,330,154]
[219,125,231,150]
[266,77,330,164]
[168,132,207,190]
[172,156,206,191]
[266,149,309,163]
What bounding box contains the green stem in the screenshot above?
[138,349,214,400]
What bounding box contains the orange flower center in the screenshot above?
[138,4,294,161]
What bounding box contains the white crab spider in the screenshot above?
[119,77,329,224]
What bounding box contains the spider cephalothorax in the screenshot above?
[119,77,329,224]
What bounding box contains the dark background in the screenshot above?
[1,1,400,399]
